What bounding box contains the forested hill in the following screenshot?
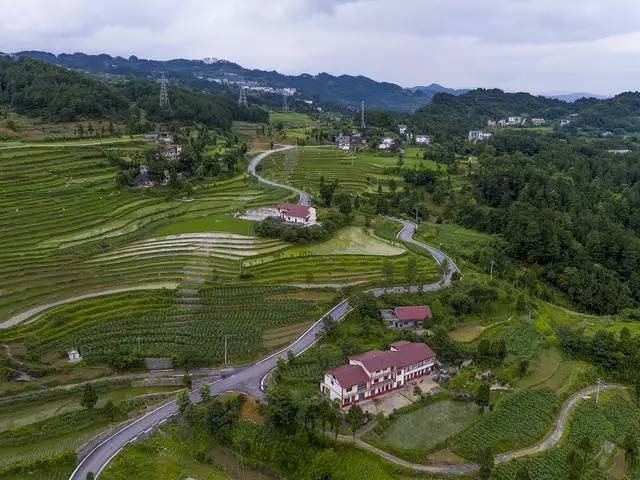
[458,132,640,314]
[11,50,468,112]
[413,89,572,136]
[0,56,267,127]
[412,88,640,137]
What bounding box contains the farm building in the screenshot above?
[145,131,174,143]
[530,118,545,126]
[276,203,317,227]
[67,349,82,362]
[321,341,436,407]
[380,305,432,329]
[129,165,152,187]
[378,137,395,150]
[468,130,492,142]
[161,144,182,159]
[415,134,431,145]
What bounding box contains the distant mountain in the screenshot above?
[543,91,613,103]
[410,83,469,98]
[12,51,457,113]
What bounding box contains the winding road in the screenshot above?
[66,146,602,478]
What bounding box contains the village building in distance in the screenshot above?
[321,341,436,407]
[468,130,492,142]
[276,202,317,227]
[414,134,431,145]
[381,305,432,329]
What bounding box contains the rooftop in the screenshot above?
[277,202,312,219]
[326,363,369,389]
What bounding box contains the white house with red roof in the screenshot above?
[320,341,436,407]
[380,305,432,329]
[276,202,317,227]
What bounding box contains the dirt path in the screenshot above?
[341,384,624,474]
[0,283,179,329]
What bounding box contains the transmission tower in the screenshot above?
[282,92,289,112]
[159,73,170,109]
[238,86,248,108]
[361,99,365,128]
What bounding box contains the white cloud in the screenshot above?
[1,0,640,94]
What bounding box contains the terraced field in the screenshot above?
[0,286,330,365]
[257,146,408,195]
[0,143,290,319]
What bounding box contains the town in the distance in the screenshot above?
[2,9,640,480]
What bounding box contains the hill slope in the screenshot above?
[12,51,453,112]
[0,56,265,127]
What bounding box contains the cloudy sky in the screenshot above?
[2,0,640,95]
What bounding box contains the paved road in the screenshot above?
[68,146,459,479]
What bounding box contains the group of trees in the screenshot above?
[254,209,348,244]
[457,134,640,313]
[558,325,640,385]
[0,56,268,128]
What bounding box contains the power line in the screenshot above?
[238,86,248,108]
[159,73,170,109]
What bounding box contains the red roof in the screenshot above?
[349,341,436,373]
[395,306,432,321]
[326,364,369,389]
[277,202,311,219]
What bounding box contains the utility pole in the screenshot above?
[282,92,289,111]
[224,335,228,366]
[489,259,496,279]
[415,206,420,223]
[596,378,604,404]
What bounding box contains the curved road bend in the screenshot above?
[69,146,459,479]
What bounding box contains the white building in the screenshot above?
[468,130,492,142]
[487,120,497,127]
[508,116,523,125]
[378,137,395,150]
[415,134,431,145]
[321,341,436,408]
[531,118,545,126]
[398,124,408,135]
[68,350,82,362]
[560,119,571,126]
[276,203,317,227]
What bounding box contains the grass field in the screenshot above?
[371,400,480,451]
[269,111,314,127]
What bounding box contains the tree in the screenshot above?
[478,447,494,480]
[345,404,364,440]
[81,384,98,410]
[102,400,118,421]
[176,391,191,415]
[405,255,417,286]
[476,383,490,410]
[199,383,211,403]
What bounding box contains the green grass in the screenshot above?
[372,399,480,451]
[269,111,313,127]
[451,388,562,458]
[151,213,256,236]
[101,424,229,480]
